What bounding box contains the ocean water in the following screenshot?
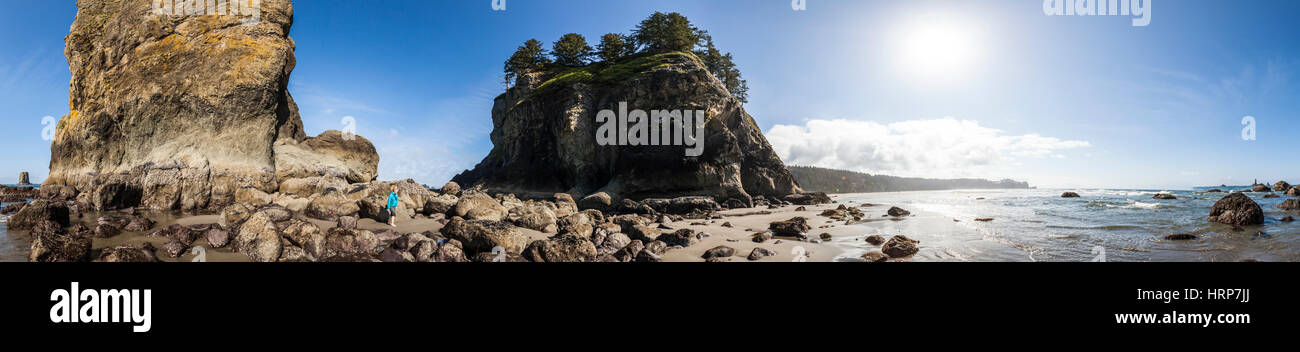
[827,187,1300,262]
[0,184,39,262]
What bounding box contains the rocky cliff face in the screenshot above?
[453,52,802,203]
[43,0,376,212]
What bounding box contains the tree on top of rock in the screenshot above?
[694,32,749,103]
[552,33,595,67]
[596,33,636,63]
[631,12,702,53]
[503,39,550,87]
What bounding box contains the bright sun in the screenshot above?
[895,14,983,81]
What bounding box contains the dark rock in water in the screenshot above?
[1208,193,1265,226]
[1164,234,1197,241]
[974,218,994,222]
[702,246,736,259]
[1061,192,1081,198]
[881,235,920,258]
[99,244,157,262]
[1206,189,1223,193]
[865,235,885,246]
[1252,184,1270,192]
[1153,194,1177,200]
[1281,216,1295,223]
[861,252,889,262]
[162,240,188,258]
[17,172,30,185]
[0,202,23,215]
[768,217,810,238]
[451,51,803,203]
[7,200,70,230]
[1263,193,1280,199]
[205,228,231,249]
[122,216,155,232]
[1273,181,1291,192]
[747,247,774,261]
[29,227,91,262]
[1277,199,1300,210]
[887,206,911,217]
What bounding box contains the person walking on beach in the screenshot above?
[386,184,400,227]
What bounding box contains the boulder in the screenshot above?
[578,192,613,211]
[7,200,70,230]
[282,220,326,260]
[1274,181,1292,192]
[1288,188,1300,197]
[881,235,920,258]
[1061,192,1081,198]
[17,172,30,185]
[218,203,255,231]
[783,192,832,205]
[1164,234,1197,241]
[453,192,508,221]
[28,225,91,262]
[99,244,157,263]
[702,246,735,259]
[122,216,155,232]
[768,217,811,238]
[751,232,772,243]
[440,217,530,255]
[746,247,774,261]
[508,205,558,232]
[522,233,598,262]
[860,252,889,262]
[273,130,379,184]
[205,228,231,249]
[1207,193,1265,226]
[1153,193,1177,200]
[657,229,698,247]
[440,181,461,196]
[887,206,911,217]
[305,188,360,220]
[865,235,885,246]
[324,228,381,257]
[1252,184,1270,192]
[639,196,720,215]
[1277,199,1300,210]
[232,212,283,262]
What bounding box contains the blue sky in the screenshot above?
[1,0,1297,189]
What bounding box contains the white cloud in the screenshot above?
[766,118,1090,179]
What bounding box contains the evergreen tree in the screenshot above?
[503,39,549,87]
[552,33,594,67]
[631,12,700,53]
[596,33,635,62]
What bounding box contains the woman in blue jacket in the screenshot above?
[386,184,399,227]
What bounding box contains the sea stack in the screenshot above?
[17,172,30,185]
[452,51,803,205]
[42,0,377,212]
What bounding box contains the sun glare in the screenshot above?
[895,14,984,81]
